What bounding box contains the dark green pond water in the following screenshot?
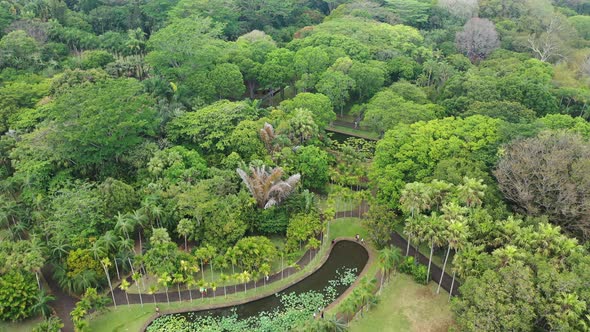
[176,240,368,321]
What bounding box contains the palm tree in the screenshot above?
[237,165,301,209]
[114,212,135,243]
[306,238,321,262]
[437,219,469,295]
[186,277,196,302]
[132,272,144,307]
[260,263,270,287]
[342,295,359,325]
[239,271,251,294]
[210,282,217,298]
[423,213,445,283]
[456,177,486,209]
[399,182,433,218]
[173,273,184,302]
[176,218,193,251]
[101,231,121,280]
[158,272,171,305]
[377,246,401,290]
[399,182,433,256]
[403,216,421,257]
[148,284,158,304]
[225,247,239,293]
[197,279,207,301]
[120,279,131,306]
[220,274,230,297]
[31,289,55,319]
[130,208,149,251]
[99,258,117,307]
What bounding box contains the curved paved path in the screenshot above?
[46,205,459,331]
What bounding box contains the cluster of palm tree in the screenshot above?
[399,177,485,296]
[377,246,402,291]
[340,277,378,325]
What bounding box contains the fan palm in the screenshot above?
[237,165,300,209]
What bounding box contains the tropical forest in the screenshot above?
[0,0,590,331]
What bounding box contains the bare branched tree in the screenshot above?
[237,165,301,209]
[528,15,567,63]
[494,132,590,238]
[456,18,500,63]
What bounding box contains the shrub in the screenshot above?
[411,264,428,285]
[399,256,429,285]
[0,271,37,322]
[398,256,415,274]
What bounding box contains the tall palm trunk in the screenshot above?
[101,263,117,308]
[406,234,411,256]
[177,284,182,302]
[427,241,434,283]
[437,246,451,294]
[449,271,456,301]
[114,258,120,280]
[35,272,41,290]
[165,287,170,305]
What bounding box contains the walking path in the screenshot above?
[46,205,459,331]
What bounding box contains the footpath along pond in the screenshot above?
[146,240,369,331]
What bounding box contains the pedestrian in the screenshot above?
[355,234,360,242]
[313,312,316,319]
[155,306,160,316]
[361,238,365,244]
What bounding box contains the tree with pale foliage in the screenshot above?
[437,0,479,20]
[456,18,500,62]
[237,165,300,209]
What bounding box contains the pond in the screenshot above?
[148,240,368,328]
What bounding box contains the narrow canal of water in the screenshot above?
[172,240,368,322]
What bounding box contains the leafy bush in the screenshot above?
[399,256,428,284]
[0,271,37,322]
[398,256,415,274]
[411,264,428,285]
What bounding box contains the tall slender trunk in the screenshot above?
[125,292,130,306]
[427,242,434,284]
[138,230,142,254]
[449,271,456,301]
[137,284,143,307]
[223,285,226,298]
[232,263,236,293]
[189,285,193,302]
[184,236,187,251]
[406,234,411,256]
[165,287,170,305]
[437,246,451,294]
[152,293,156,304]
[102,264,117,308]
[281,256,284,280]
[177,284,182,302]
[35,272,41,290]
[114,258,120,280]
[210,262,214,283]
[201,260,204,281]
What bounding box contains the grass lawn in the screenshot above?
[318,184,361,213]
[90,218,368,331]
[348,274,455,332]
[0,316,43,332]
[328,217,368,240]
[327,125,380,140]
